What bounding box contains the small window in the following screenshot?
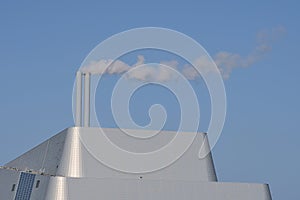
[11,184,16,191]
[35,180,40,188]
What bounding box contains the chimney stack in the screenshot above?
[84,73,91,127]
[75,71,91,127]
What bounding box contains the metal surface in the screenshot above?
[45,176,68,200]
[56,128,83,177]
[83,73,90,127]
[75,71,82,127]
[44,176,272,200]
[4,127,217,181]
[0,168,50,200]
[0,127,273,199]
[5,129,68,176]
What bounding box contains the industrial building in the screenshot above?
[0,72,272,199]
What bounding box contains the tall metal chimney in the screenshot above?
[83,73,91,127]
[75,71,82,127]
[75,71,91,127]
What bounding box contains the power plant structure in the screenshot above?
[0,72,272,199]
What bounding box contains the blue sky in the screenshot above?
[0,1,299,199]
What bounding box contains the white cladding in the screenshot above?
[0,127,272,199]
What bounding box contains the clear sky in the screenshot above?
[0,1,299,199]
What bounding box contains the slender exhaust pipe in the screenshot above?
[75,71,82,127]
[83,73,91,127]
[75,71,91,127]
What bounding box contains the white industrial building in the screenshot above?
[0,72,272,199]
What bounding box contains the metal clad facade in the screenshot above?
[0,127,273,199]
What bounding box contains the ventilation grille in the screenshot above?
[14,172,36,200]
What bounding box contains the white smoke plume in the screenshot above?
[80,59,130,75]
[183,25,286,79]
[80,26,285,81]
[182,56,218,80]
[80,55,180,82]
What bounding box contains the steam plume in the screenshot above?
[80,26,285,80]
